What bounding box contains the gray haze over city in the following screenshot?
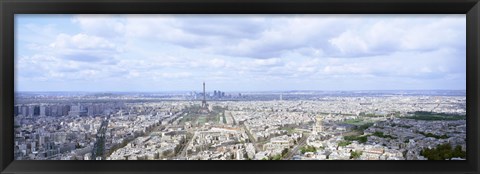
[14,15,466,161]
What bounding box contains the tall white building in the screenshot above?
[40,106,46,116]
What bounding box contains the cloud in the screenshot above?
[16,23,58,44]
[50,33,117,50]
[66,14,465,60]
[15,14,466,91]
[158,72,192,79]
[178,16,267,39]
[72,15,126,38]
[61,53,106,62]
[47,33,121,63]
[328,16,465,57]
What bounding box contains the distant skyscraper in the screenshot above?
[21,105,28,116]
[28,106,34,117]
[40,106,46,116]
[51,105,58,116]
[33,105,40,116]
[45,106,51,116]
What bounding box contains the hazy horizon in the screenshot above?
[15,89,466,93]
[16,14,466,92]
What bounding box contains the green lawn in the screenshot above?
[197,116,207,124]
[342,119,365,125]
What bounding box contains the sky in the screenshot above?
[15,14,466,92]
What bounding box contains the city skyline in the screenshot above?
[16,14,466,92]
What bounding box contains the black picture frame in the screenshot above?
[1,0,479,174]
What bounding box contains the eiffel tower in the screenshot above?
[201,82,208,109]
